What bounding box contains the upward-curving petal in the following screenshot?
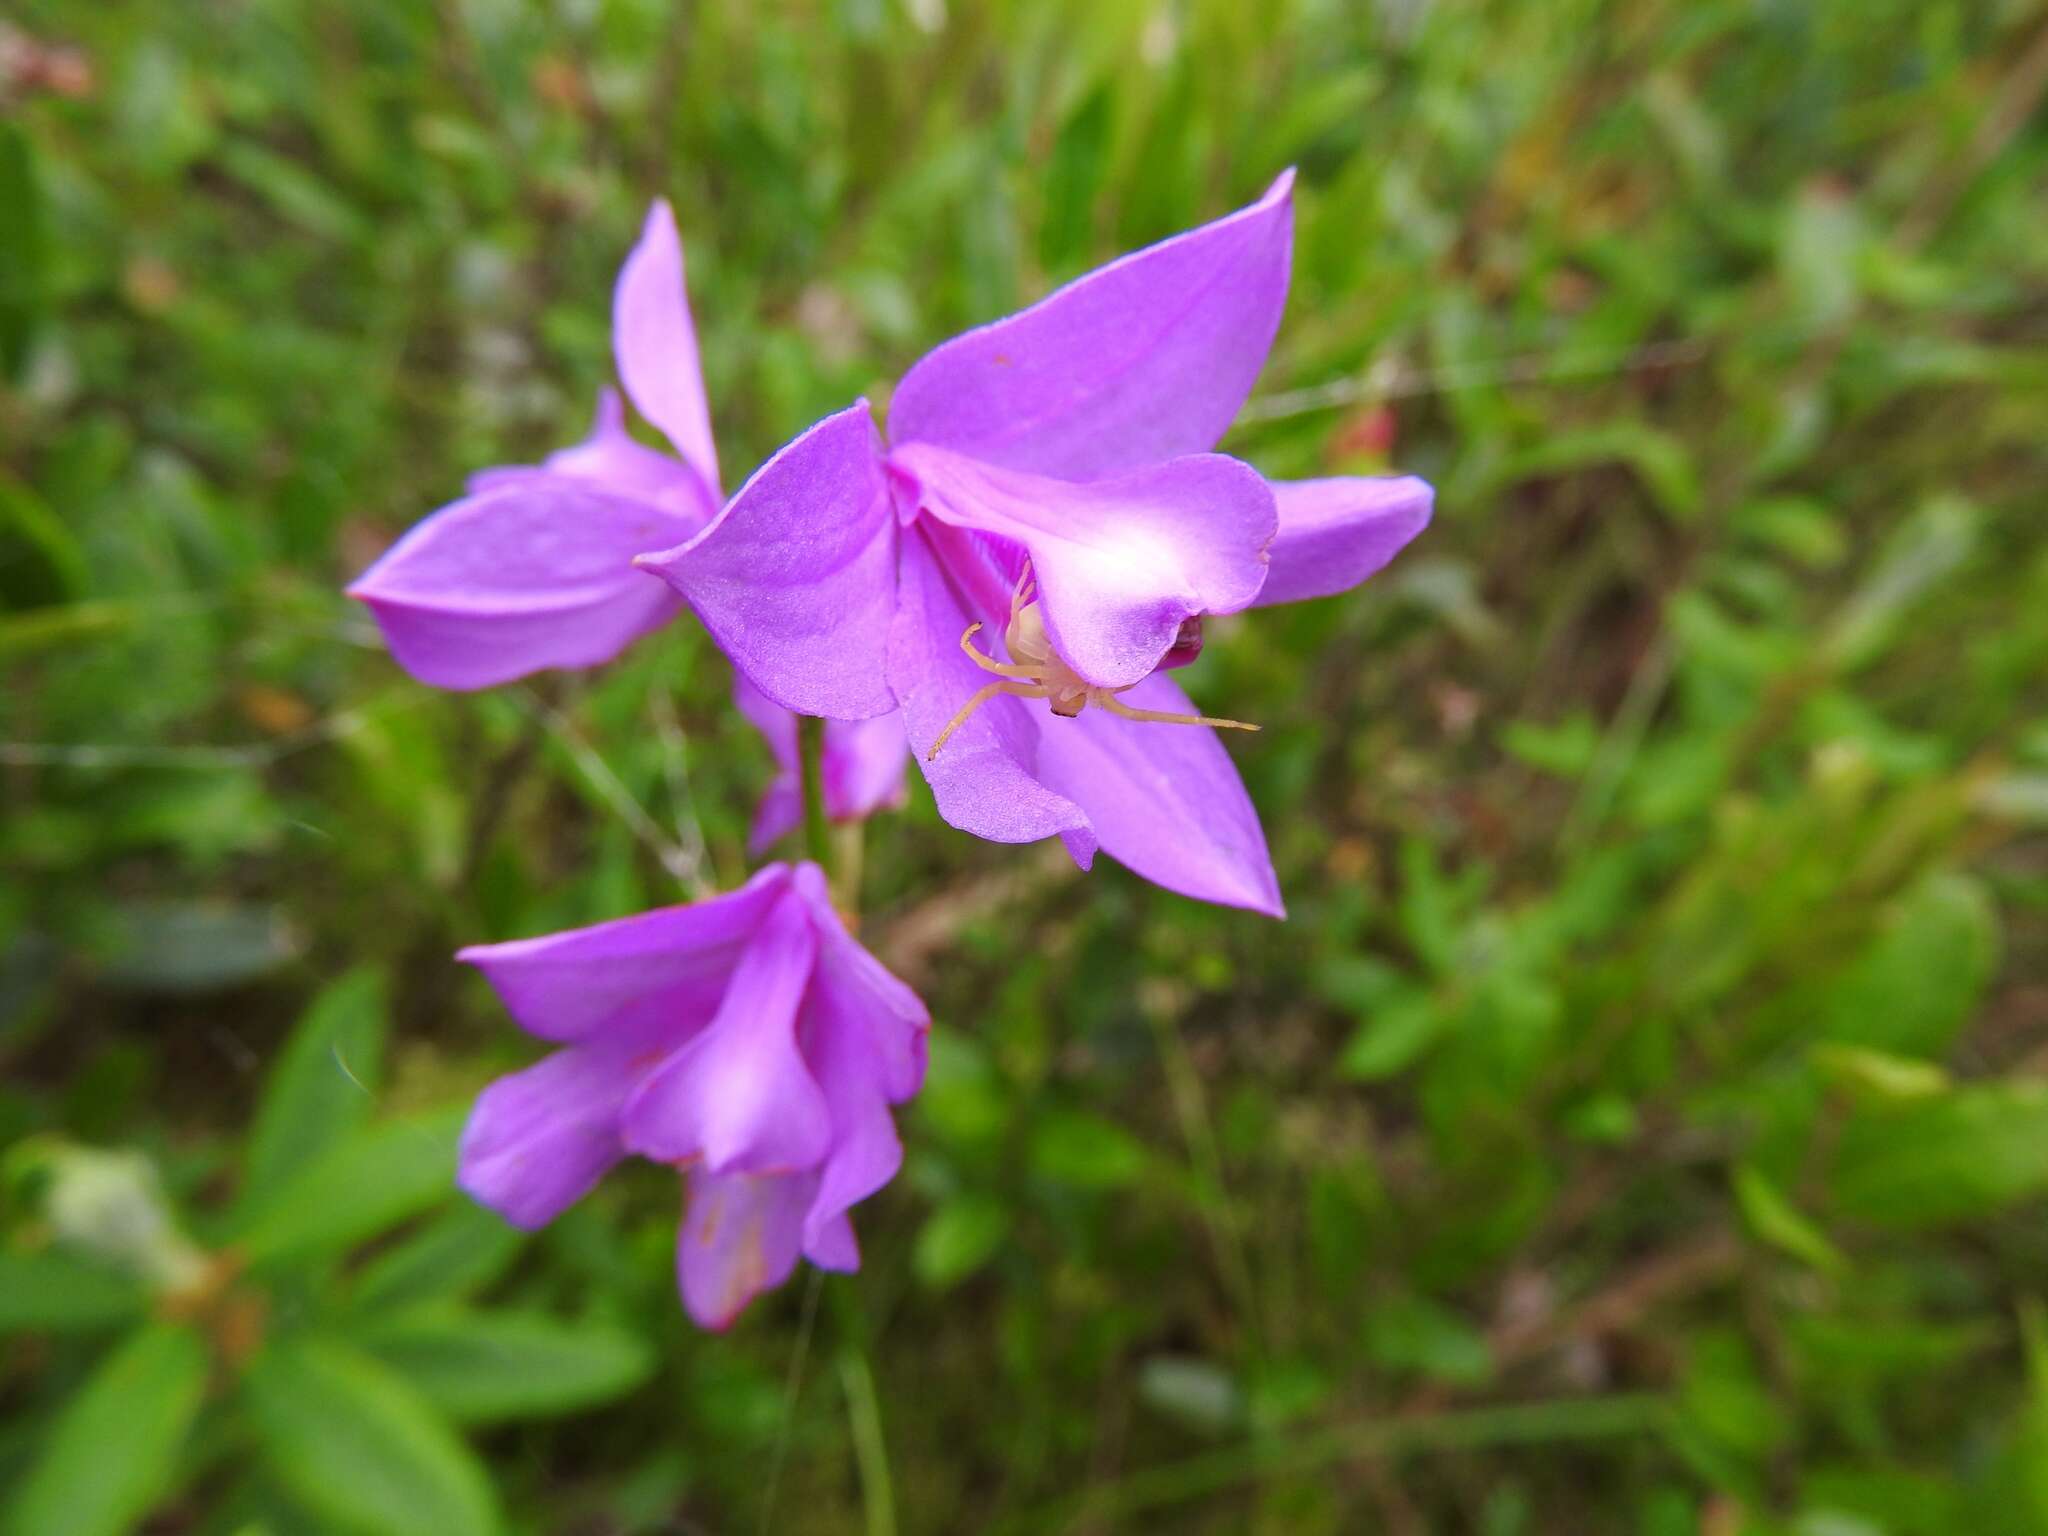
[467,390,716,521]
[1256,475,1433,607]
[888,170,1295,480]
[614,199,720,492]
[347,474,696,691]
[457,866,791,1044]
[637,401,900,720]
[896,442,1275,688]
[620,890,829,1174]
[1029,671,1284,917]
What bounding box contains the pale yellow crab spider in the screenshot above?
[926,564,1258,760]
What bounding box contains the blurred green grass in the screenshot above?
[2,0,2046,1532]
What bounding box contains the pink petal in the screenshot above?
[676,1169,814,1329]
[795,1000,904,1259]
[1029,671,1284,916]
[823,711,910,824]
[732,670,804,853]
[887,524,1096,857]
[458,1047,637,1229]
[346,473,694,691]
[637,401,900,721]
[793,864,929,1105]
[888,171,1294,480]
[806,1079,898,1261]
[787,865,926,1257]
[457,866,791,1043]
[614,200,720,492]
[1256,476,1432,606]
[620,891,830,1174]
[895,442,1274,688]
[468,389,717,521]
[803,1211,859,1272]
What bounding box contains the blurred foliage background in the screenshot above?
[3,0,2047,1531]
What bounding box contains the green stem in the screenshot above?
[838,1345,897,1536]
[798,713,832,872]
[796,714,866,914]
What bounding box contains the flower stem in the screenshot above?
[797,714,864,915]
[798,713,831,871]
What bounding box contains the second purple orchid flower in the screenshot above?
[347,200,907,850]
[346,204,919,1325]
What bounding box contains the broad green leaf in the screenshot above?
[1816,874,1998,1059]
[233,1110,462,1268]
[1501,713,1600,777]
[243,967,389,1206]
[1395,837,1474,976]
[1733,1164,1844,1275]
[1810,1044,1950,1104]
[349,1202,523,1314]
[913,1193,1011,1289]
[350,1307,652,1423]
[1028,1110,1147,1190]
[0,1250,146,1334]
[1799,1468,1962,1534]
[1340,992,1445,1081]
[915,1034,1013,1150]
[96,900,299,993]
[1834,1085,2048,1229]
[1363,1295,1492,1386]
[1676,1329,1791,1469]
[2,1324,207,1536]
[245,1336,498,1536]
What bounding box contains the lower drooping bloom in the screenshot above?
[637,171,1432,917]
[345,199,906,843]
[456,862,928,1329]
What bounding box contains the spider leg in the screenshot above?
[1094,691,1259,733]
[1010,560,1037,625]
[958,622,1040,679]
[927,681,1050,760]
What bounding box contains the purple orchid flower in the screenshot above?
[455,860,928,1330]
[345,200,907,842]
[635,171,1432,917]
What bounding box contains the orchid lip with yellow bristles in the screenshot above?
[926,564,1258,760]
